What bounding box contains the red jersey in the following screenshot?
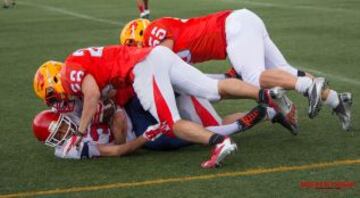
[61,45,151,103]
[143,10,232,63]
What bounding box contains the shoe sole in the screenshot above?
[215,143,238,167]
[270,87,299,134]
[308,78,327,119]
[340,93,352,131]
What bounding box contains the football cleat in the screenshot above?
[238,105,267,132]
[307,77,327,119]
[261,87,298,134]
[333,92,352,131]
[271,111,298,135]
[201,137,237,168]
[140,10,150,19]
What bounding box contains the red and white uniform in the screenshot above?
[53,100,134,159]
[176,95,221,127]
[61,45,151,105]
[132,46,221,136]
[54,119,114,159]
[61,45,222,137]
[143,11,231,63]
[143,9,298,87]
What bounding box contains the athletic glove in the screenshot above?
[142,122,170,141]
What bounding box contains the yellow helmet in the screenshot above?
[120,18,150,47]
[33,60,66,105]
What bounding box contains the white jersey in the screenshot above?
[53,106,136,159]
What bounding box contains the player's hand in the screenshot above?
[71,130,85,147]
[93,99,116,124]
[142,122,170,141]
[63,135,82,156]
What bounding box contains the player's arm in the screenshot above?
[160,39,174,50]
[144,23,174,49]
[97,136,148,156]
[78,74,101,135]
[96,122,167,156]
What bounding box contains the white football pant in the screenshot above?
[225,9,298,87]
[133,46,221,129]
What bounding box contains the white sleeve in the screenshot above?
[206,73,227,80]
[54,138,83,159]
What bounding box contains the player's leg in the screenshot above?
[225,9,328,119]
[136,0,145,13]
[259,12,351,127]
[133,47,229,144]
[152,46,297,135]
[3,0,9,8]
[133,47,238,167]
[176,94,222,126]
[136,0,150,18]
[225,9,267,88]
[153,46,294,121]
[258,9,350,122]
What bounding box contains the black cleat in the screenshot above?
[238,105,267,132]
[272,111,298,135]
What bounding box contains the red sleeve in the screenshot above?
[60,63,87,96]
[143,22,172,47]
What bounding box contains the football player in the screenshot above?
[32,109,115,159]
[3,0,15,8]
[33,45,292,168]
[136,0,150,19]
[123,9,352,131]
[120,18,297,134]
[33,61,129,145]
[32,96,267,160]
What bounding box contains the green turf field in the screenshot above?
[0,0,359,197]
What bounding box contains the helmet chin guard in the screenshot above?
[51,100,76,113]
[45,114,78,147]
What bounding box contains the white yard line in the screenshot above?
[222,0,359,15]
[18,1,360,86]
[18,1,124,26]
[299,66,360,86]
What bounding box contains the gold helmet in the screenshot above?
[120,18,150,47]
[33,61,69,109]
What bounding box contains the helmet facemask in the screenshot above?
[45,114,78,147]
[45,87,75,113]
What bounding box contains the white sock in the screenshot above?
[295,76,313,94]
[206,122,240,136]
[266,107,276,120]
[323,90,339,109]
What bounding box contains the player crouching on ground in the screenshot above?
[33,45,291,168]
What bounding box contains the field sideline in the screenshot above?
[1,159,359,197]
[0,0,359,197]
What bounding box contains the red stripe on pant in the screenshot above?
[191,96,220,127]
[152,76,176,137]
